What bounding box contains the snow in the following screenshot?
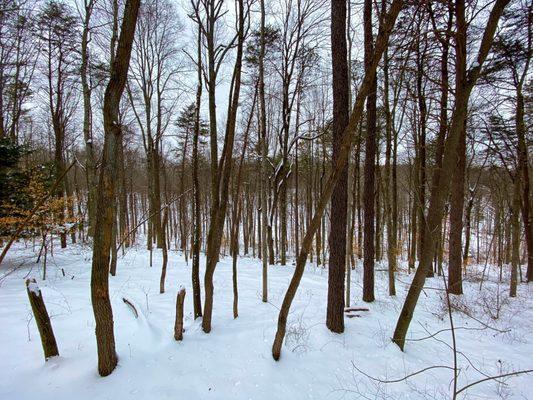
[26,280,40,295]
[0,242,532,400]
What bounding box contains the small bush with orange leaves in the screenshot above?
[0,163,79,238]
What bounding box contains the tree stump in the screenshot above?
[174,287,186,341]
[26,279,59,360]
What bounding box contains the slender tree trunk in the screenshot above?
[81,0,97,237]
[510,179,520,297]
[192,24,203,319]
[408,160,417,272]
[415,33,428,276]
[515,87,532,282]
[159,208,169,294]
[260,0,268,302]
[383,42,396,296]
[462,188,474,268]
[362,0,377,303]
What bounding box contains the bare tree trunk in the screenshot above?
[174,287,186,340]
[202,0,246,333]
[90,0,140,376]
[159,208,169,294]
[259,0,268,303]
[109,201,118,276]
[510,180,520,297]
[448,119,466,294]
[192,23,203,319]
[362,0,377,303]
[516,87,532,282]
[462,189,474,270]
[383,41,396,296]
[415,29,428,276]
[26,279,59,360]
[392,0,510,351]
[408,162,417,273]
[447,0,467,294]
[230,88,255,318]
[272,0,404,360]
[430,1,453,278]
[231,201,241,318]
[81,0,97,237]
[326,0,349,333]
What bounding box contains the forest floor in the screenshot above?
[0,241,532,400]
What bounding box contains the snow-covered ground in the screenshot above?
[0,241,532,400]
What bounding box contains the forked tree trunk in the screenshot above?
[202,0,245,333]
[90,0,140,376]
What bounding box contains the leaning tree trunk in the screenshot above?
[272,0,404,360]
[90,0,140,376]
[26,279,59,360]
[392,0,510,351]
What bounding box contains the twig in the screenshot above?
[351,361,454,384]
[116,189,191,252]
[122,297,139,318]
[456,369,533,395]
